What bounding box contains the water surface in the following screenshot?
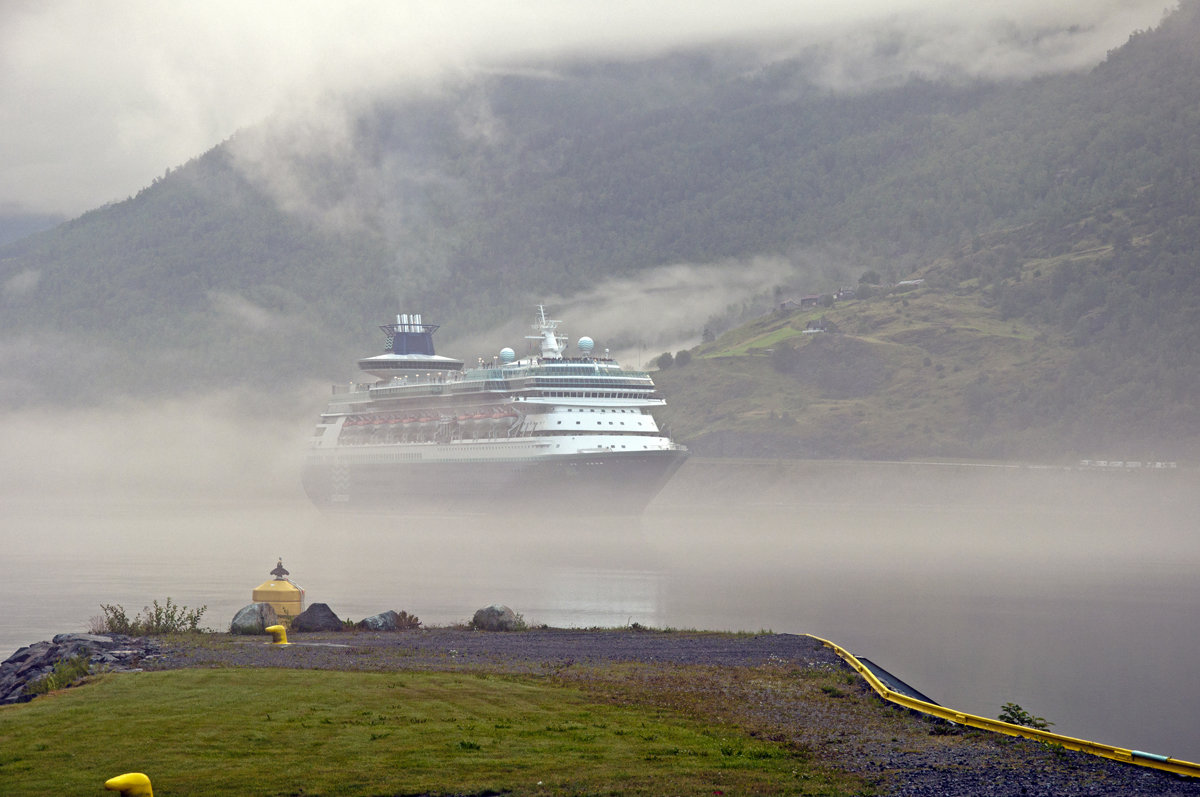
[2,459,1196,763]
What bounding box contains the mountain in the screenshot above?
[0,213,66,248]
[1,2,1198,460]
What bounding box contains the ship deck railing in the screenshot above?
[331,363,655,398]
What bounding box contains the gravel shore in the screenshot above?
[146,628,1200,796]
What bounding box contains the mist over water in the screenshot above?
[2,403,1197,762]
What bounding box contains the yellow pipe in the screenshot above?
[806,634,1200,779]
[266,624,290,645]
[104,772,153,796]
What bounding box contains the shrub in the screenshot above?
[395,610,421,630]
[96,598,208,635]
[24,655,93,696]
[998,702,1053,730]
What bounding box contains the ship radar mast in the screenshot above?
[527,304,566,359]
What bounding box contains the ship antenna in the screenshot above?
[527,304,566,359]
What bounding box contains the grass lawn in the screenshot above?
[0,667,863,796]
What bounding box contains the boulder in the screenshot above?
[472,604,522,632]
[229,603,278,635]
[358,611,401,632]
[291,602,343,632]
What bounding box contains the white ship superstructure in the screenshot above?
[302,306,689,513]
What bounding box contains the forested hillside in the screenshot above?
[1,2,1198,460]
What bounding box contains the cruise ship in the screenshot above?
[301,307,689,514]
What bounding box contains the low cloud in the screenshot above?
[0,392,310,502]
[3,269,40,299]
[209,291,292,333]
[548,257,796,354]
[0,1,1172,217]
[793,2,1174,91]
[443,252,845,364]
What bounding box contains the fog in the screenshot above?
[2,395,1197,760]
[438,255,823,365]
[1,0,1194,758]
[0,392,308,501]
[1,0,1174,216]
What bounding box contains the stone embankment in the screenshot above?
[0,633,165,704]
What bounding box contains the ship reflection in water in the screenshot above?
[1,460,1198,764]
[539,569,664,628]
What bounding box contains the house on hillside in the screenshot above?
[781,292,841,313]
[802,317,839,334]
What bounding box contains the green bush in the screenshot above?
[24,655,93,696]
[96,598,208,635]
[998,702,1053,730]
[394,610,421,630]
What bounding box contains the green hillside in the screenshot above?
[1,2,1198,460]
[656,282,1088,461]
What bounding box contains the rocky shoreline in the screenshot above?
[0,633,170,705]
[5,628,1200,796]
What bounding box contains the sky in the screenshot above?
[0,0,1173,218]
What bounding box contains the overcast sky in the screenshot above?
[0,0,1172,218]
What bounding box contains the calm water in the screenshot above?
[2,459,1197,762]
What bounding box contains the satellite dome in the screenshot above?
[577,336,595,353]
[499,347,516,363]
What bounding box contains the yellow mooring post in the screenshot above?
[104,772,153,796]
[266,624,290,645]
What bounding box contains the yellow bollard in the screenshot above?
[104,772,153,796]
[266,624,290,645]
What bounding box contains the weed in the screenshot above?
[927,721,961,736]
[95,598,207,635]
[23,655,93,696]
[998,702,1053,730]
[394,610,421,630]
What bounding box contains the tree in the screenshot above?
[674,350,692,367]
[656,351,674,369]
